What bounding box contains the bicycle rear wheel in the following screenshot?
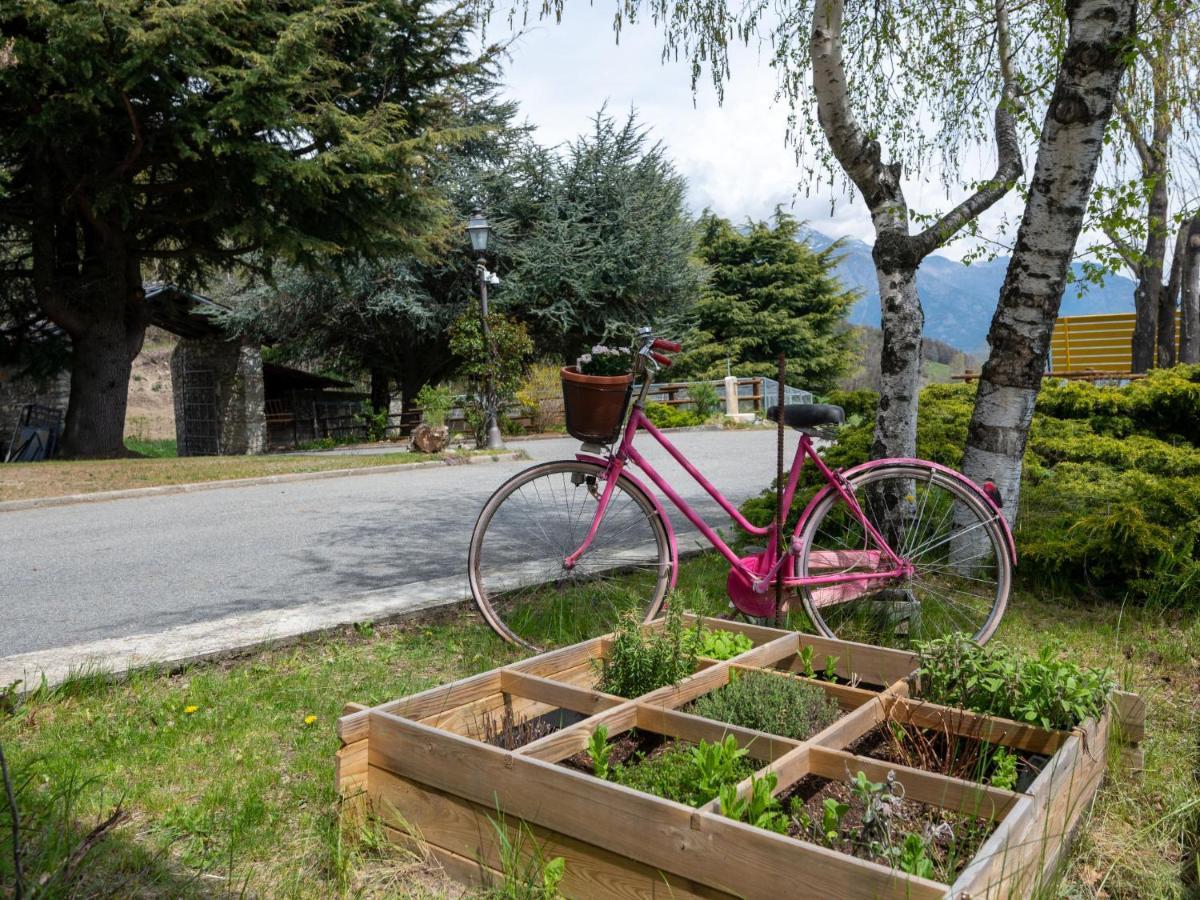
[468,460,674,651]
[795,463,1011,649]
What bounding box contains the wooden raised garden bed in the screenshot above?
[336,615,1144,899]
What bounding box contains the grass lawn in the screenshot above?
[0,448,515,503]
[1,555,1196,898]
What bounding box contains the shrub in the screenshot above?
[685,626,753,660]
[414,384,453,428]
[598,604,699,697]
[689,670,840,740]
[643,402,703,429]
[610,735,756,806]
[687,382,722,419]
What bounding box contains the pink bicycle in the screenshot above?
[469,329,1015,651]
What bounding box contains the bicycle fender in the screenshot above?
[836,457,1017,565]
[575,453,679,591]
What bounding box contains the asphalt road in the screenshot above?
[1,429,802,662]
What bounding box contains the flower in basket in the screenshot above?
[577,345,632,377]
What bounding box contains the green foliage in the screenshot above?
[672,211,856,392]
[643,402,704,429]
[688,670,840,740]
[823,655,839,681]
[609,737,755,806]
[685,627,753,660]
[916,635,1114,730]
[799,646,816,679]
[821,797,849,844]
[989,747,1018,791]
[687,382,722,420]
[124,438,177,459]
[719,772,787,833]
[414,385,454,428]
[358,402,389,442]
[449,311,534,447]
[896,832,936,880]
[586,725,612,781]
[487,813,566,899]
[598,604,698,698]
[499,110,700,356]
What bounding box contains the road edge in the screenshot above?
[0,450,529,513]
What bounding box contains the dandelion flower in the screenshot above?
[304,714,318,726]
[184,705,198,715]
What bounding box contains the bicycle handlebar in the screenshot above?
[652,338,681,353]
[650,351,672,367]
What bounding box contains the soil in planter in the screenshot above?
[849,722,1049,791]
[476,706,587,750]
[561,730,757,807]
[780,773,998,883]
[684,669,842,741]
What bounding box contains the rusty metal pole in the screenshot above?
[773,353,786,628]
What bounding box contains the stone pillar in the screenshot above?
[171,338,267,456]
[724,375,740,417]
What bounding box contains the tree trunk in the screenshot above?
[1158,221,1187,367]
[369,367,391,414]
[962,0,1137,523]
[871,264,923,459]
[1181,215,1200,364]
[811,0,1021,460]
[60,315,144,458]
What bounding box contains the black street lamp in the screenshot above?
[467,208,504,450]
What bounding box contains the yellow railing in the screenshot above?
[1049,312,1181,373]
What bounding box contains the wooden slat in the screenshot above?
[1111,690,1145,743]
[367,710,947,899]
[336,669,501,743]
[949,713,1111,898]
[887,698,1067,756]
[507,635,609,677]
[501,669,625,715]
[771,640,918,688]
[634,705,800,762]
[515,703,640,763]
[374,768,731,899]
[335,740,368,798]
[806,746,1020,820]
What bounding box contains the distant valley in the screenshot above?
[802,230,1136,353]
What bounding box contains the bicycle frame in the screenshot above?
[567,402,912,603]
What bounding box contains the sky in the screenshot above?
[491,3,1026,261]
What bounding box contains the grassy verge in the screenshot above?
[0,557,1195,897]
[0,449,516,503]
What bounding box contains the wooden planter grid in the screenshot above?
[336,615,1144,900]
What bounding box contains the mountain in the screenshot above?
[802,230,1136,353]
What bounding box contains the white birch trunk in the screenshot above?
[1179,215,1200,364]
[963,0,1138,524]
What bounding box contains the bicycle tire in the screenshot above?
[795,462,1012,648]
[468,460,674,651]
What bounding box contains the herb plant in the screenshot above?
[686,626,754,660]
[989,747,1018,791]
[690,735,749,799]
[799,645,816,679]
[916,635,1114,730]
[598,604,699,697]
[688,670,840,740]
[719,772,787,833]
[610,737,755,806]
[896,832,935,879]
[586,725,612,780]
[823,655,839,681]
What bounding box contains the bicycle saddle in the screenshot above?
[766,403,846,430]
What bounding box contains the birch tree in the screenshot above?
[809,0,1022,459]
[961,0,1138,521]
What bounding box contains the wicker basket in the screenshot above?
[560,366,634,443]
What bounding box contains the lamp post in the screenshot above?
[467,208,505,450]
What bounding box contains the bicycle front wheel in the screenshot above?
[795,463,1011,650]
[468,460,674,651]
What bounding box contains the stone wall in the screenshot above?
[170,338,266,456]
[0,365,70,447]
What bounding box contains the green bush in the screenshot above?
[689,669,840,740]
[687,382,722,419]
[414,384,453,428]
[643,402,703,429]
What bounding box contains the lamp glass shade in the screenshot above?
[467,210,490,252]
